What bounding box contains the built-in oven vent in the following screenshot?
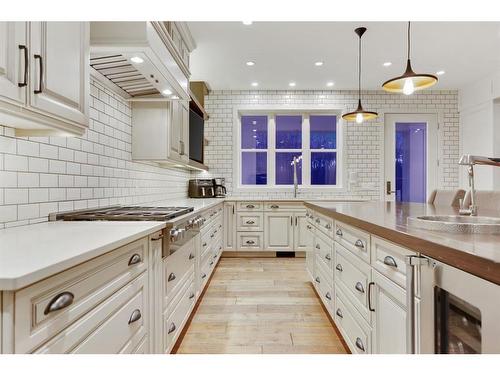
[90,54,159,97]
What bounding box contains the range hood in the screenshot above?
[90,22,190,100]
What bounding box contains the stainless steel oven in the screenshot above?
[406,255,500,354]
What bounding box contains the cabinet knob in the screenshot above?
[44,292,74,315]
[383,255,398,268]
[336,308,343,318]
[168,322,176,334]
[355,281,365,293]
[355,338,365,352]
[354,239,365,249]
[335,264,343,272]
[336,228,343,236]
[128,253,142,266]
[128,309,142,325]
[168,273,176,282]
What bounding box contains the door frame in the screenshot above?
[382,113,441,202]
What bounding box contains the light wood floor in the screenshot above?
[176,257,347,354]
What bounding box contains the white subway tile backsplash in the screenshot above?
[4,154,28,171]
[18,172,39,188]
[4,189,29,205]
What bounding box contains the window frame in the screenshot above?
[233,105,345,193]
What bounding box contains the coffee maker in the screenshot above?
[188,179,215,198]
[213,178,227,198]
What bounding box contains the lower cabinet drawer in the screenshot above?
[236,212,263,231]
[335,287,372,354]
[335,221,370,263]
[122,334,149,354]
[237,232,264,250]
[314,230,334,270]
[164,280,196,353]
[164,241,196,299]
[315,261,334,313]
[34,273,148,354]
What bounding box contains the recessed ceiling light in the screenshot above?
[383,62,392,67]
[171,95,179,99]
[289,82,296,87]
[326,82,334,87]
[436,70,445,75]
[162,89,172,95]
[246,61,255,66]
[242,21,253,25]
[315,61,324,66]
[130,56,144,64]
[251,82,258,87]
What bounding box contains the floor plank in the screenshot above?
[176,257,347,354]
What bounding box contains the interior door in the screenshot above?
[384,114,438,203]
[0,22,27,105]
[29,22,89,125]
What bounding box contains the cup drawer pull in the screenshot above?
[336,308,343,318]
[355,281,365,293]
[335,264,343,272]
[325,292,332,300]
[307,225,312,230]
[168,322,176,334]
[246,220,255,225]
[246,204,255,208]
[189,293,195,299]
[383,255,397,268]
[355,338,365,352]
[315,276,320,283]
[201,273,207,279]
[189,253,195,260]
[245,240,255,245]
[128,253,142,266]
[44,292,74,315]
[315,244,321,249]
[325,224,332,230]
[128,309,141,325]
[270,205,279,209]
[354,239,365,249]
[336,228,343,236]
[325,253,331,261]
[168,273,176,282]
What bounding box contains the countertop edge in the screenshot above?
[304,201,500,286]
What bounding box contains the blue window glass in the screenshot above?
[242,152,267,185]
[276,115,302,149]
[311,152,337,185]
[241,115,267,149]
[310,115,336,149]
[276,152,302,185]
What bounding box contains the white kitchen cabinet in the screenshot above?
[0,22,27,106]
[264,212,294,251]
[294,212,313,251]
[169,99,189,163]
[305,222,315,280]
[224,202,236,250]
[0,21,89,136]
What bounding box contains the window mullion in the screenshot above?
[268,114,276,186]
[303,113,311,187]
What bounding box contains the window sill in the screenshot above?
[233,185,347,194]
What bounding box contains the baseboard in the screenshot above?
[222,250,306,258]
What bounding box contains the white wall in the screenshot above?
[196,89,460,200]
[0,78,191,229]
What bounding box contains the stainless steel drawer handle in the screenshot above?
[355,281,365,293]
[335,264,343,272]
[325,224,332,230]
[355,338,365,352]
[336,228,343,236]
[336,308,343,318]
[189,293,195,299]
[201,273,207,279]
[128,309,142,325]
[128,253,142,266]
[246,240,255,245]
[168,322,176,334]
[315,276,320,283]
[383,255,397,268]
[44,292,74,315]
[246,204,255,208]
[168,273,176,282]
[270,205,279,209]
[189,253,195,260]
[246,220,255,224]
[325,253,331,261]
[325,292,332,300]
[354,239,365,249]
[315,244,321,249]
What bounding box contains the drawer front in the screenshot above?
[316,253,333,289]
[236,212,263,231]
[236,232,264,250]
[315,261,334,313]
[335,288,372,354]
[236,201,263,211]
[164,279,196,353]
[14,238,148,354]
[335,243,372,323]
[264,202,304,211]
[122,334,149,354]
[312,211,334,238]
[335,221,370,263]
[34,273,148,354]
[164,241,196,299]
[314,230,334,270]
[371,236,416,289]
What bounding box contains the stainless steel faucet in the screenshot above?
[458,155,500,216]
[291,156,301,198]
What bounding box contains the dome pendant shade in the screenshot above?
[382,22,438,94]
[342,27,378,123]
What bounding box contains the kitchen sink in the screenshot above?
[407,215,500,234]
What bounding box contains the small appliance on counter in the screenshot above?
[213,178,227,198]
[188,179,215,198]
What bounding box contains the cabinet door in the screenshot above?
[180,101,189,162]
[371,270,408,354]
[29,22,89,126]
[224,203,236,250]
[294,212,313,251]
[263,212,294,251]
[169,100,182,161]
[0,22,27,105]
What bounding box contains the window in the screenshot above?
[238,112,340,188]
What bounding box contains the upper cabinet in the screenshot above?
[0,22,89,136]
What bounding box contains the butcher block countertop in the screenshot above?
[304,201,500,286]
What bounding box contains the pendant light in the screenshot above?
[382,22,438,95]
[342,27,378,124]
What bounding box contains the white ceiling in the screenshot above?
[187,22,500,91]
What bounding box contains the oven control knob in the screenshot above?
[169,228,179,242]
[177,228,186,240]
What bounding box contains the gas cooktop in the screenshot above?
[51,206,194,222]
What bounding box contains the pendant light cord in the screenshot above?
[358,31,361,101]
[407,21,411,60]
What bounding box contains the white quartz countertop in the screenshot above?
[0,221,165,291]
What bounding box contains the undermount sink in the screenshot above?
[407,215,500,234]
